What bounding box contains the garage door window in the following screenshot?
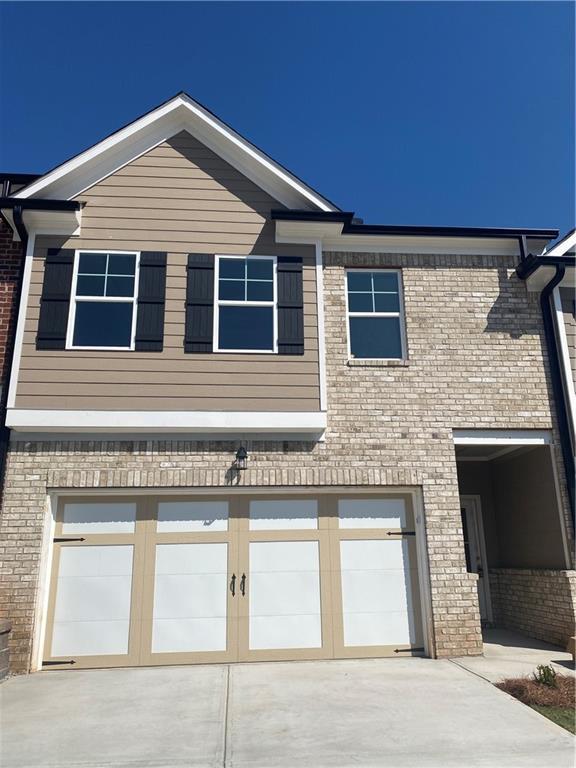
[62,502,136,534]
[249,499,318,530]
[157,501,229,532]
[338,498,406,529]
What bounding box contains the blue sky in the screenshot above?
[0,2,574,234]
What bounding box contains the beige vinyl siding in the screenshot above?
[15,132,321,412]
[560,288,576,386]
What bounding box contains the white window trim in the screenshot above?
[66,250,141,351]
[213,254,278,354]
[345,268,407,361]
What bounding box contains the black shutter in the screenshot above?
[277,257,304,355]
[36,249,74,350]
[135,252,167,352]
[185,254,214,353]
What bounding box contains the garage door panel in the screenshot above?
[342,610,415,647]
[155,542,228,574]
[150,543,229,655]
[50,544,134,658]
[340,569,416,615]
[335,537,423,653]
[152,617,227,653]
[250,614,322,650]
[249,540,319,572]
[153,574,227,618]
[51,620,131,657]
[340,538,411,571]
[53,575,133,622]
[57,545,134,577]
[242,540,326,657]
[249,571,321,616]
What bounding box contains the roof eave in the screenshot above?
[11,94,338,213]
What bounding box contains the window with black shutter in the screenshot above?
[185,254,305,355]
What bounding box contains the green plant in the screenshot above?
[533,664,557,688]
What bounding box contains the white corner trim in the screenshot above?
[7,232,36,409]
[552,286,576,441]
[6,409,327,435]
[13,95,335,212]
[31,495,55,671]
[452,429,552,446]
[314,240,328,411]
[543,230,576,257]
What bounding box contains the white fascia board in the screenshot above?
[323,235,527,256]
[276,222,548,256]
[6,409,327,435]
[13,96,335,212]
[452,429,552,445]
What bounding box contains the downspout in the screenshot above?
[539,263,575,529]
[0,205,28,503]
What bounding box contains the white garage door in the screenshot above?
[43,493,425,669]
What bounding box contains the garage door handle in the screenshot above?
[230,573,236,597]
[240,573,246,596]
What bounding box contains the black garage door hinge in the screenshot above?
[43,659,76,666]
[394,647,424,654]
[387,531,415,537]
[53,537,86,543]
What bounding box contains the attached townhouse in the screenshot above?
[0,93,574,675]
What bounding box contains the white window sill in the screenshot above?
[347,358,409,368]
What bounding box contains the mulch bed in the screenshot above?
[497,675,575,709]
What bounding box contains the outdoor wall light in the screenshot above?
[234,446,248,471]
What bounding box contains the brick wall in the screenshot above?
[489,569,576,647]
[1,250,573,672]
[0,217,23,396]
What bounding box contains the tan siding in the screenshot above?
[15,131,321,412]
[560,288,576,386]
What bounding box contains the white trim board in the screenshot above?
[452,429,552,446]
[13,94,336,212]
[7,232,36,409]
[553,286,576,445]
[543,230,576,257]
[6,409,328,435]
[314,240,328,411]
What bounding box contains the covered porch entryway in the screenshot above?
[454,430,575,650]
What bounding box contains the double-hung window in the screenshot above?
[215,255,277,352]
[68,251,139,349]
[346,269,406,359]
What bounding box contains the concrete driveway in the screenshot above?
[1,658,573,768]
